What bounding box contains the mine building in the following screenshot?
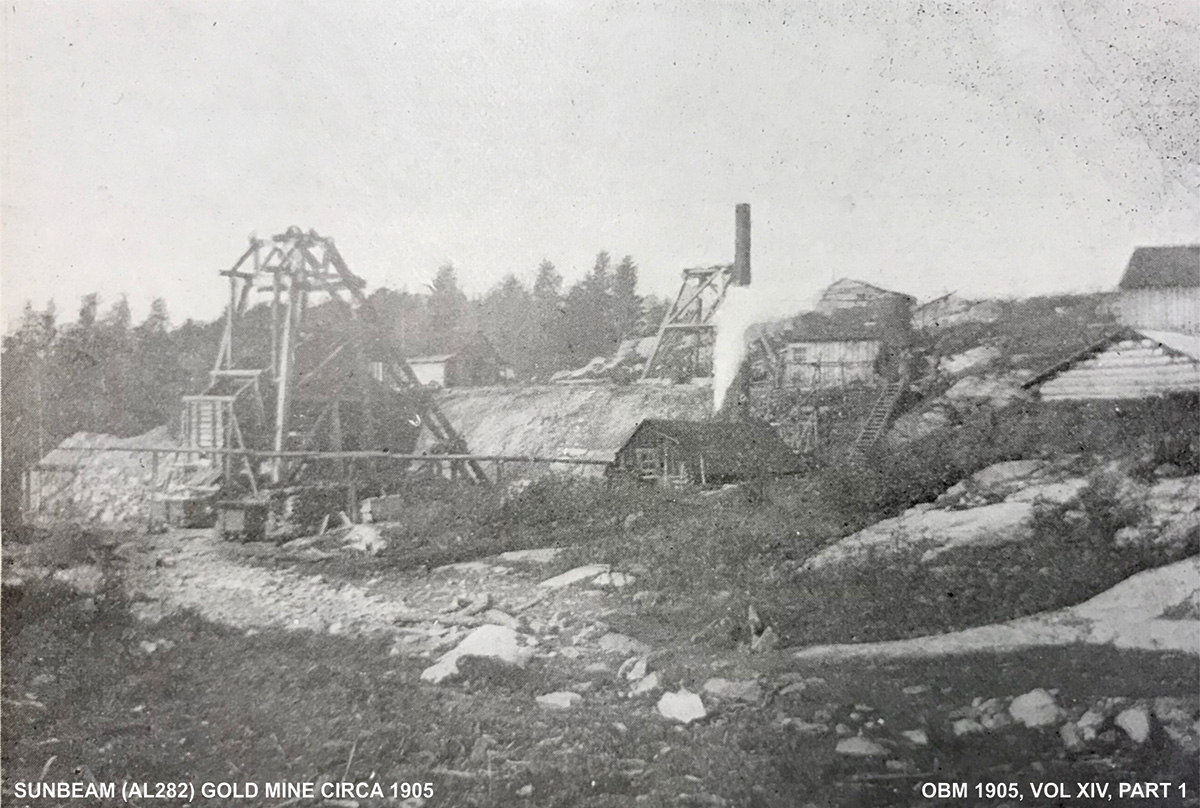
[611,418,801,486]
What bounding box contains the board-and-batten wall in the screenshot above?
[1039,338,1200,400]
[784,340,881,387]
[1119,288,1200,334]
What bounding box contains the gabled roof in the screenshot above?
[822,278,917,303]
[625,418,801,478]
[407,354,455,364]
[784,309,894,342]
[1118,246,1199,290]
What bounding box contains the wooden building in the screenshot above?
[611,418,801,485]
[405,333,506,388]
[1023,328,1199,401]
[815,279,916,317]
[781,307,910,388]
[1117,245,1199,334]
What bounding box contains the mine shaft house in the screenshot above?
[611,419,801,486]
[782,280,915,389]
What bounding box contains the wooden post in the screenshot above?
[347,459,358,522]
[496,459,504,487]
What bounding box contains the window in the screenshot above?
[634,448,661,475]
[790,345,808,364]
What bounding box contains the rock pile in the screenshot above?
[29,426,174,524]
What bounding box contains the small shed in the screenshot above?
[611,419,801,485]
[405,332,506,388]
[1022,328,1199,401]
[1117,245,1199,334]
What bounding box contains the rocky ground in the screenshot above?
[5,508,1199,807]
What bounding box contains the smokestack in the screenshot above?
[733,203,751,286]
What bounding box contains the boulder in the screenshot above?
[657,689,707,724]
[835,736,888,757]
[1115,707,1151,744]
[420,625,534,684]
[345,524,387,555]
[592,571,635,588]
[803,501,1034,569]
[1009,689,1062,728]
[538,564,611,589]
[630,672,661,696]
[943,374,1029,408]
[939,346,1001,377]
[598,632,651,656]
[536,691,583,710]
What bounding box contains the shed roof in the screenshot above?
[625,418,801,478]
[1022,327,1200,389]
[1118,246,1200,290]
[822,278,917,303]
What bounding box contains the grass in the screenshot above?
[4,569,1197,808]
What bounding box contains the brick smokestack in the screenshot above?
[733,203,751,286]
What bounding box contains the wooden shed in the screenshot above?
[1023,328,1199,401]
[1117,245,1199,334]
[611,419,801,485]
[781,307,910,388]
[405,332,506,388]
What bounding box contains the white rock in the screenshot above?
[420,625,534,684]
[536,691,583,710]
[1075,708,1106,740]
[952,718,985,737]
[1060,723,1084,751]
[900,729,928,746]
[598,632,651,656]
[498,548,563,564]
[1009,689,1062,728]
[345,524,387,556]
[702,678,762,703]
[623,656,649,681]
[657,689,707,724]
[835,736,888,757]
[538,564,611,589]
[751,626,780,653]
[482,609,522,630]
[592,571,635,588]
[630,671,661,696]
[1115,707,1151,744]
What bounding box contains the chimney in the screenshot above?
[733,203,751,286]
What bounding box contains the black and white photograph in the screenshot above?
[2,1,1198,805]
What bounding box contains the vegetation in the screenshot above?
[1,252,664,527]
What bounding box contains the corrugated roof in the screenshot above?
[1119,246,1200,290]
[628,418,801,478]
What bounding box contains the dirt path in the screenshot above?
[791,556,1200,661]
[124,528,627,660]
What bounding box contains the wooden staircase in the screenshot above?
[850,372,908,456]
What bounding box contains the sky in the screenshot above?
[2,0,1197,333]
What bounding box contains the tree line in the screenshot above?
[1,252,663,518]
